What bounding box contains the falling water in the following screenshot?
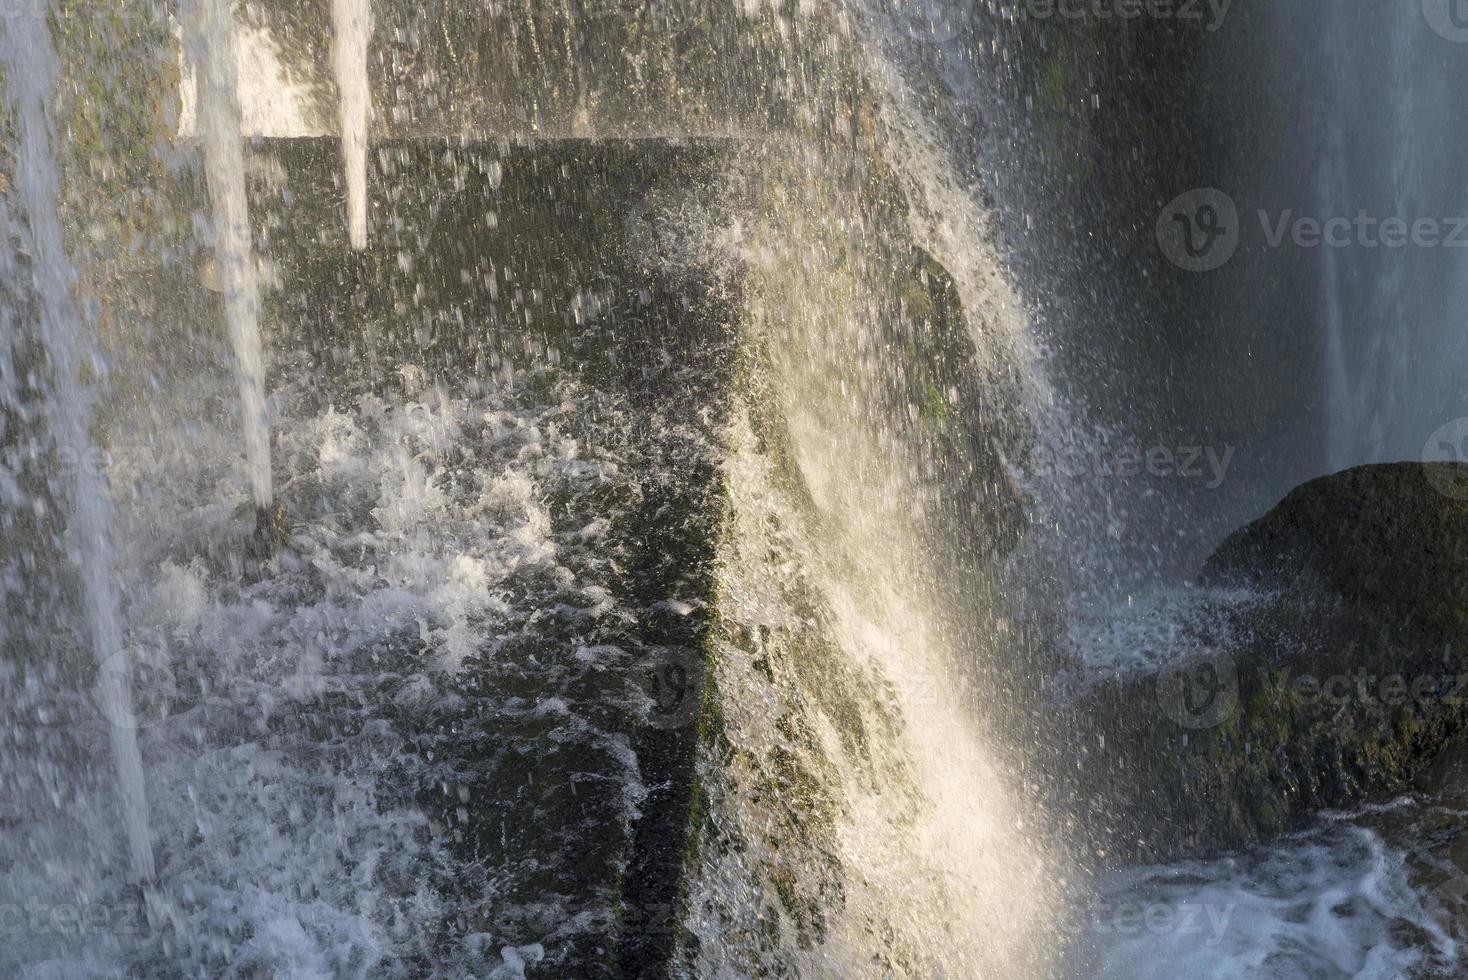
[0,0,1131,973]
[1319,142,1351,474]
[0,10,154,882]
[677,135,1057,975]
[1295,0,1461,472]
[332,0,372,249]
[185,0,272,511]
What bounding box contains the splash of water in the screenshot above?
[682,140,1057,976]
[1073,816,1453,978]
[184,0,272,511]
[332,0,372,249]
[0,10,154,882]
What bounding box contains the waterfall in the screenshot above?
[681,138,1057,976]
[0,10,155,882]
[1306,0,1449,471]
[185,0,272,513]
[332,0,372,249]
[1318,143,1351,473]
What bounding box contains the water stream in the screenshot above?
[332,0,373,250]
[0,9,154,883]
[184,0,272,513]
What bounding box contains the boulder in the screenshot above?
[1057,463,1468,864]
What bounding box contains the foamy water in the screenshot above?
[1071,811,1459,979]
[0,359,651,976]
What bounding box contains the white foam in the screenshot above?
[0,364,647,975]
[1074,819,1458,979]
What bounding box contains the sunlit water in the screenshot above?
[1,0,1463,976]
[183,0,272,511]
[332,0,372,250]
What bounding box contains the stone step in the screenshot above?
[248,137,735,977]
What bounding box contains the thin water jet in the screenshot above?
[0,10,154,883]
[332,0,372,249]
[184,0,274,533]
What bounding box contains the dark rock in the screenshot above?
[1057,463,1468,864]
[1201,462,1468,636]
[254,138,735,978]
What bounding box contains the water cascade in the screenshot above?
[332,0,372,249]
[0,10,154,883]
[11,0,1466,975]
[184,0,273,521]
[1249,0,1468,472]
[683,142,1056,976]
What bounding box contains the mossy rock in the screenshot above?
[1056,463,1468,864]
